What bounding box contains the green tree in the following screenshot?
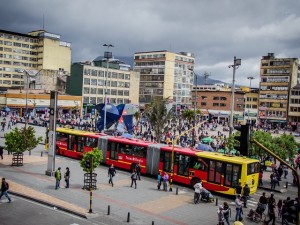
[80,147,103,172]
[182,109,195,124]
[5,126,42,154]
[134,111,140,126]
[226,133,239,152]
[144,97,173,143]
[251,130,298,161]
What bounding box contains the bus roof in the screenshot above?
[160,145,200,156]
[195,151,259,164]
[56,127,101,137]
[107,136,153,146]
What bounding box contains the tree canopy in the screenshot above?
[80,147,103,172]
[5,126,42,153]
[144,97,173,143]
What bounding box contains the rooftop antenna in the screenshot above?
[43,14,45,30]
[203,71,210,85]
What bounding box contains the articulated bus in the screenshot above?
[53,127,259,195]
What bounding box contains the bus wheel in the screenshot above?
[55,147,60,155]
[190,178,201,188]
[130,163,137,172]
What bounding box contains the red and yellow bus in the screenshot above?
[53,127,259,195]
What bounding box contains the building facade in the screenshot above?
[192,89,245,124]
[134,50,195,107]
[66,59,140,114]
[0,29,71,92]
[258,53,299,128]
[289,84,300,132]
[244,89,259,124]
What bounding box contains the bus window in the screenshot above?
[56,132,67,141]
[67,135,74,150]
[247,163,259,175]
[119,144,132,155]
[208,160,223,184]
[177,155,190,176]
[76,136,84,153]
[85,138,97,148]
[131,146,146,158]
[224,163,241,187]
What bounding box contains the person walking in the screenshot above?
[0,178,11,202]
[55,167,61,190]
[242,184,250,208]
[223,202,231,225]
[64,167,70,188]
[130,169,137,189]
[108,164,116,187]
[217,205,224,225]
[0,146,3,160]
[265,197,276,225]
[235,195,243,221]
[135,162,141,180]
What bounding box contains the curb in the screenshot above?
[10,191,88,219]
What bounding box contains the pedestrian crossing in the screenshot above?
[229,196,258,208]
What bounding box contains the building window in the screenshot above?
[201,96,207,100]
[253,98,258,102]
[84,78,90,85]
[220,103,226,107]
[213,96,219,100]
[213,103,219,107]
[97,89,103,95]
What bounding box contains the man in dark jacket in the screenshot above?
[0,178,11,202]
[108,164,116,187]
[242,184,250,208]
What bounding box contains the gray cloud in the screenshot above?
[1,0,299,87]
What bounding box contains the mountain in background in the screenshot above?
[116,56,227,85]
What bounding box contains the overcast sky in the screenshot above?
[1,0,300,87]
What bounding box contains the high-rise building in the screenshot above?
[66,58,140,114]
[134,50,195,107]
[258,53,299,127]
[289,84,300,132]
[0,29,71,91]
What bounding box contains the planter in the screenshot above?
[83,172,97,190]
[12,153,23,166]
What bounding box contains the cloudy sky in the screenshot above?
[1,0,300,87]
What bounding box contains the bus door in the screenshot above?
[109,142,118,160]
[160,151,172,172]
[76,136,84,153]
[67,134,75,151]
[177,154,190,177]
[224,163,241,188]
[207,160,224,185]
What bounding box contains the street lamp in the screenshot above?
[103,44,114,132]
[24,69,41,128]
[228,56,241,135]
[188,68,199,146]
[247,76,254,123]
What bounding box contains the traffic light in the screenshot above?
[234,124,251,156]
[208,113,213,123]
[85,158,91,169]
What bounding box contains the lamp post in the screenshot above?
[24,69,41,128]
[247,76,254,123]
[103,44,114,132]
[228,56,241,135]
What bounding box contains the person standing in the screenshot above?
[135,162,141,180]
[235,182,242,196]
[217,205,224,225]
[108,164,116,187]
[235,195,243,221]
[64,167,70,188]
[162,172,169,191]
[242,184,250,208]
[265,197,276,225]
[157,172,162,190]
[259,170,263,186]
[0,178,11,202]
[0,146,3,160]
[55,167,61,190]
[130,170,137,189]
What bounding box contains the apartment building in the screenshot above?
[192,89,245,124]
[244,89,259,124]
[258,53,299,128]
[289,84,300,132]
[0,29,71,92]
[66,59,140,114]
[134,50,195,107]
